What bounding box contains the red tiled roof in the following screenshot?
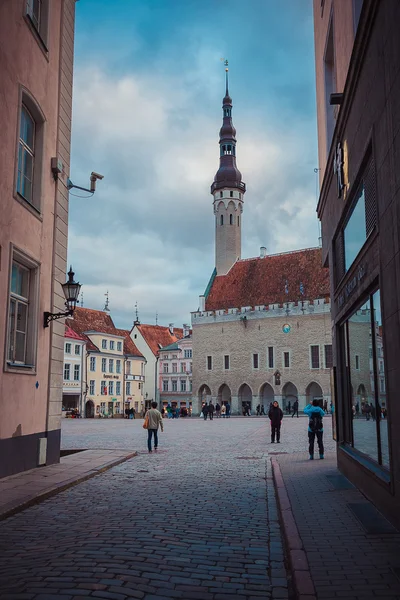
[136,324,183,357]
[65,325,86,341]
[205,248,330,311]
[114,328,143,358]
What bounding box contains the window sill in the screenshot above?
[14,192,43,221]
[5,361,36,374]
[24,15,49,60]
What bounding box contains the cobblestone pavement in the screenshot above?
[0,417,326,600]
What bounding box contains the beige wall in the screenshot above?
[213,192,243,275]
[0,0,76,466]
[192,308,332,415]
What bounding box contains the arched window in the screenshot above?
[230,191,233,198]
[220,191,223,198]
[220,214,224,226]
[227,145,232,154]
[222,145,226,153]
[230,214,233,225]
[237,216,240,226]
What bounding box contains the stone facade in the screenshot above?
[192,301,332,415]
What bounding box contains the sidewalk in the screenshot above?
[272,452,400,600]
[0,449,136,521]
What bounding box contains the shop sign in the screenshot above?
[338,264,366,308]
[103,374,120,379]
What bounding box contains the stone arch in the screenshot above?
[85,400,95,419]
[259,382,274,407]
[198,384,212,405]
[282,382,298,412]
[306,381,324,407]
[238,383,253,413]
[217,384,231,406]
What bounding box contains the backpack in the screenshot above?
[309,412,323,433]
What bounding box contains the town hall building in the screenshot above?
[191,66,332,416]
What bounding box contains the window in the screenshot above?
[283,352,290,368]
[353,0,363,34]
[268,346,274,369]
[126,382,131,395]
[172,380,178,392]
[102,339,107,349]
[126,361,131,374]
[163,363,169,373]
[172,363,177,373]
[116,359,121,374]
[108,381,114,395]
[64,364,70,380]
[253,353,259,369]
[237,216,240,226]
[65,343,71,354]
[116,381,121,396]
[90,356,96,372]
[74,364,80,381]
[115,402,121,415]
[109,359,114,373]
[89,380,95,395]
[172,354,177,359]
[17,106,35,204]
[181,380,186,392]
[163,380,169,392]
[117,341,122,352]
[101,358,107,372]
[220,214,224,226]
[324,17,336,152]
[230,214,233,225]
[207,356,212,370]
[110,341,115,350]
[189,380,192,392]
[74,344,80,355]
[181,363,186,373]
[324,344,333,369]
[220,191,223,198]
[184,349,192,358]
[7,258,38,366]
[101,381,107,395]
[26,0,49,44]
[138,383,142,390]
[355,354,360,370]
[344,185,367,271]
[100,401,106,412]
[230,191,233,197]
[310,345,320,369]
[224,355,230,370]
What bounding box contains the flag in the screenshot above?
[300,282,305,296]
[285,280,289,295]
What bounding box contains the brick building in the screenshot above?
[314,0,399,527]
[191,67,332,416]
[0,0,77,477]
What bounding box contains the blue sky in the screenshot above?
[68,0,319,329]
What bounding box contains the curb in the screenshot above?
[0,451,137,522]
[271,458,316,600]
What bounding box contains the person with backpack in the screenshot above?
[304,399,325,460]
[268,401,283,443]
[144,401,164,453]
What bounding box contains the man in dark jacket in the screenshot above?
[269,401,283,443]
[202,402,209,421]
[291,399,299,418]
[208,401,215,420]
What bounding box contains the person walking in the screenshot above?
[256,404,261,417]
[226,401,231,418]
[370,402,376,421]
[215,402,221,418]
[145,401,164,453]
[291,399,299,418]
[221,403,226,418]
[269,401,283,443]
[260,405,265,416]
[365,403,371,421]
[208,401,215,421]
[304,399,325,460]
[203,402,209,421]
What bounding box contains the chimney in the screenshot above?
[260,246,267,258]
[199,295,205,311]
[168,323,174,335]
[183,324,190,338]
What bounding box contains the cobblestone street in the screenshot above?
[0,417,329,600]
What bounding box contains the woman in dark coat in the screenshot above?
[269,401,284,443]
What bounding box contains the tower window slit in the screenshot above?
[230,191,233,197]
[230,214,233,225]
[237,216,240,226]
[220,214,224,226]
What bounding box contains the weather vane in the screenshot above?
[221,58,229,93]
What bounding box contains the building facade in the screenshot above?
[130,322,183,407]
[192,68,332,416]
[159,331,193,411]
[314,0,400,527]
[67,308,145,418]
[62,326,86,416]
[0,0,77,477]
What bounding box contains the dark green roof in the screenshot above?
[159,341,179,352]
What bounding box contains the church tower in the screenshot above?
[211,62,246,276]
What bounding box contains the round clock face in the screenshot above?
[282,324,291,334]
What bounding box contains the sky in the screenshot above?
[68,0,319,331]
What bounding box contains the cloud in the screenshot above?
[68,58,319,329]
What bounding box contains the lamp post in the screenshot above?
[44,266,81,327]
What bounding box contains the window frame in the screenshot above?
[310,345,321,369]
[102,339,107,349]
[116,359,121,374]
[110,340,115,350]
[252,353,259,370]
[268,346,274,369]
[90,356,96,372]
[224,354,230,370]
[65,343,71,354]
[74,344,80,355]
[180,379,187,392]
[207,355,212,371]
[324,344,333,369]
[64,363,71,381]
[108,380,114,395]
[126,382,131,395]
[73,364,80,381]
[116,381,121,396]
[163,380,169,392]
[109,358,114,373]
[89,380,95,395]
[283,351,290,368]
[101,357,107,373]
[25,0,50,51]
[117,341,122,352]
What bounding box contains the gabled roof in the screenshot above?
[114,328,143,358]
[205,248,330,311]
[65,325,86,342]
[134,324,183,357]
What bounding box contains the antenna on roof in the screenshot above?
[104,290,110,312]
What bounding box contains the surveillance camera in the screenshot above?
[90,172,104,180]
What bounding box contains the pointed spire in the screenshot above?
[224,59,229,96]
[104,291,110,312]
[134,301,140,326]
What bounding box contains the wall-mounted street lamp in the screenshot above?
[44,266,81,328]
